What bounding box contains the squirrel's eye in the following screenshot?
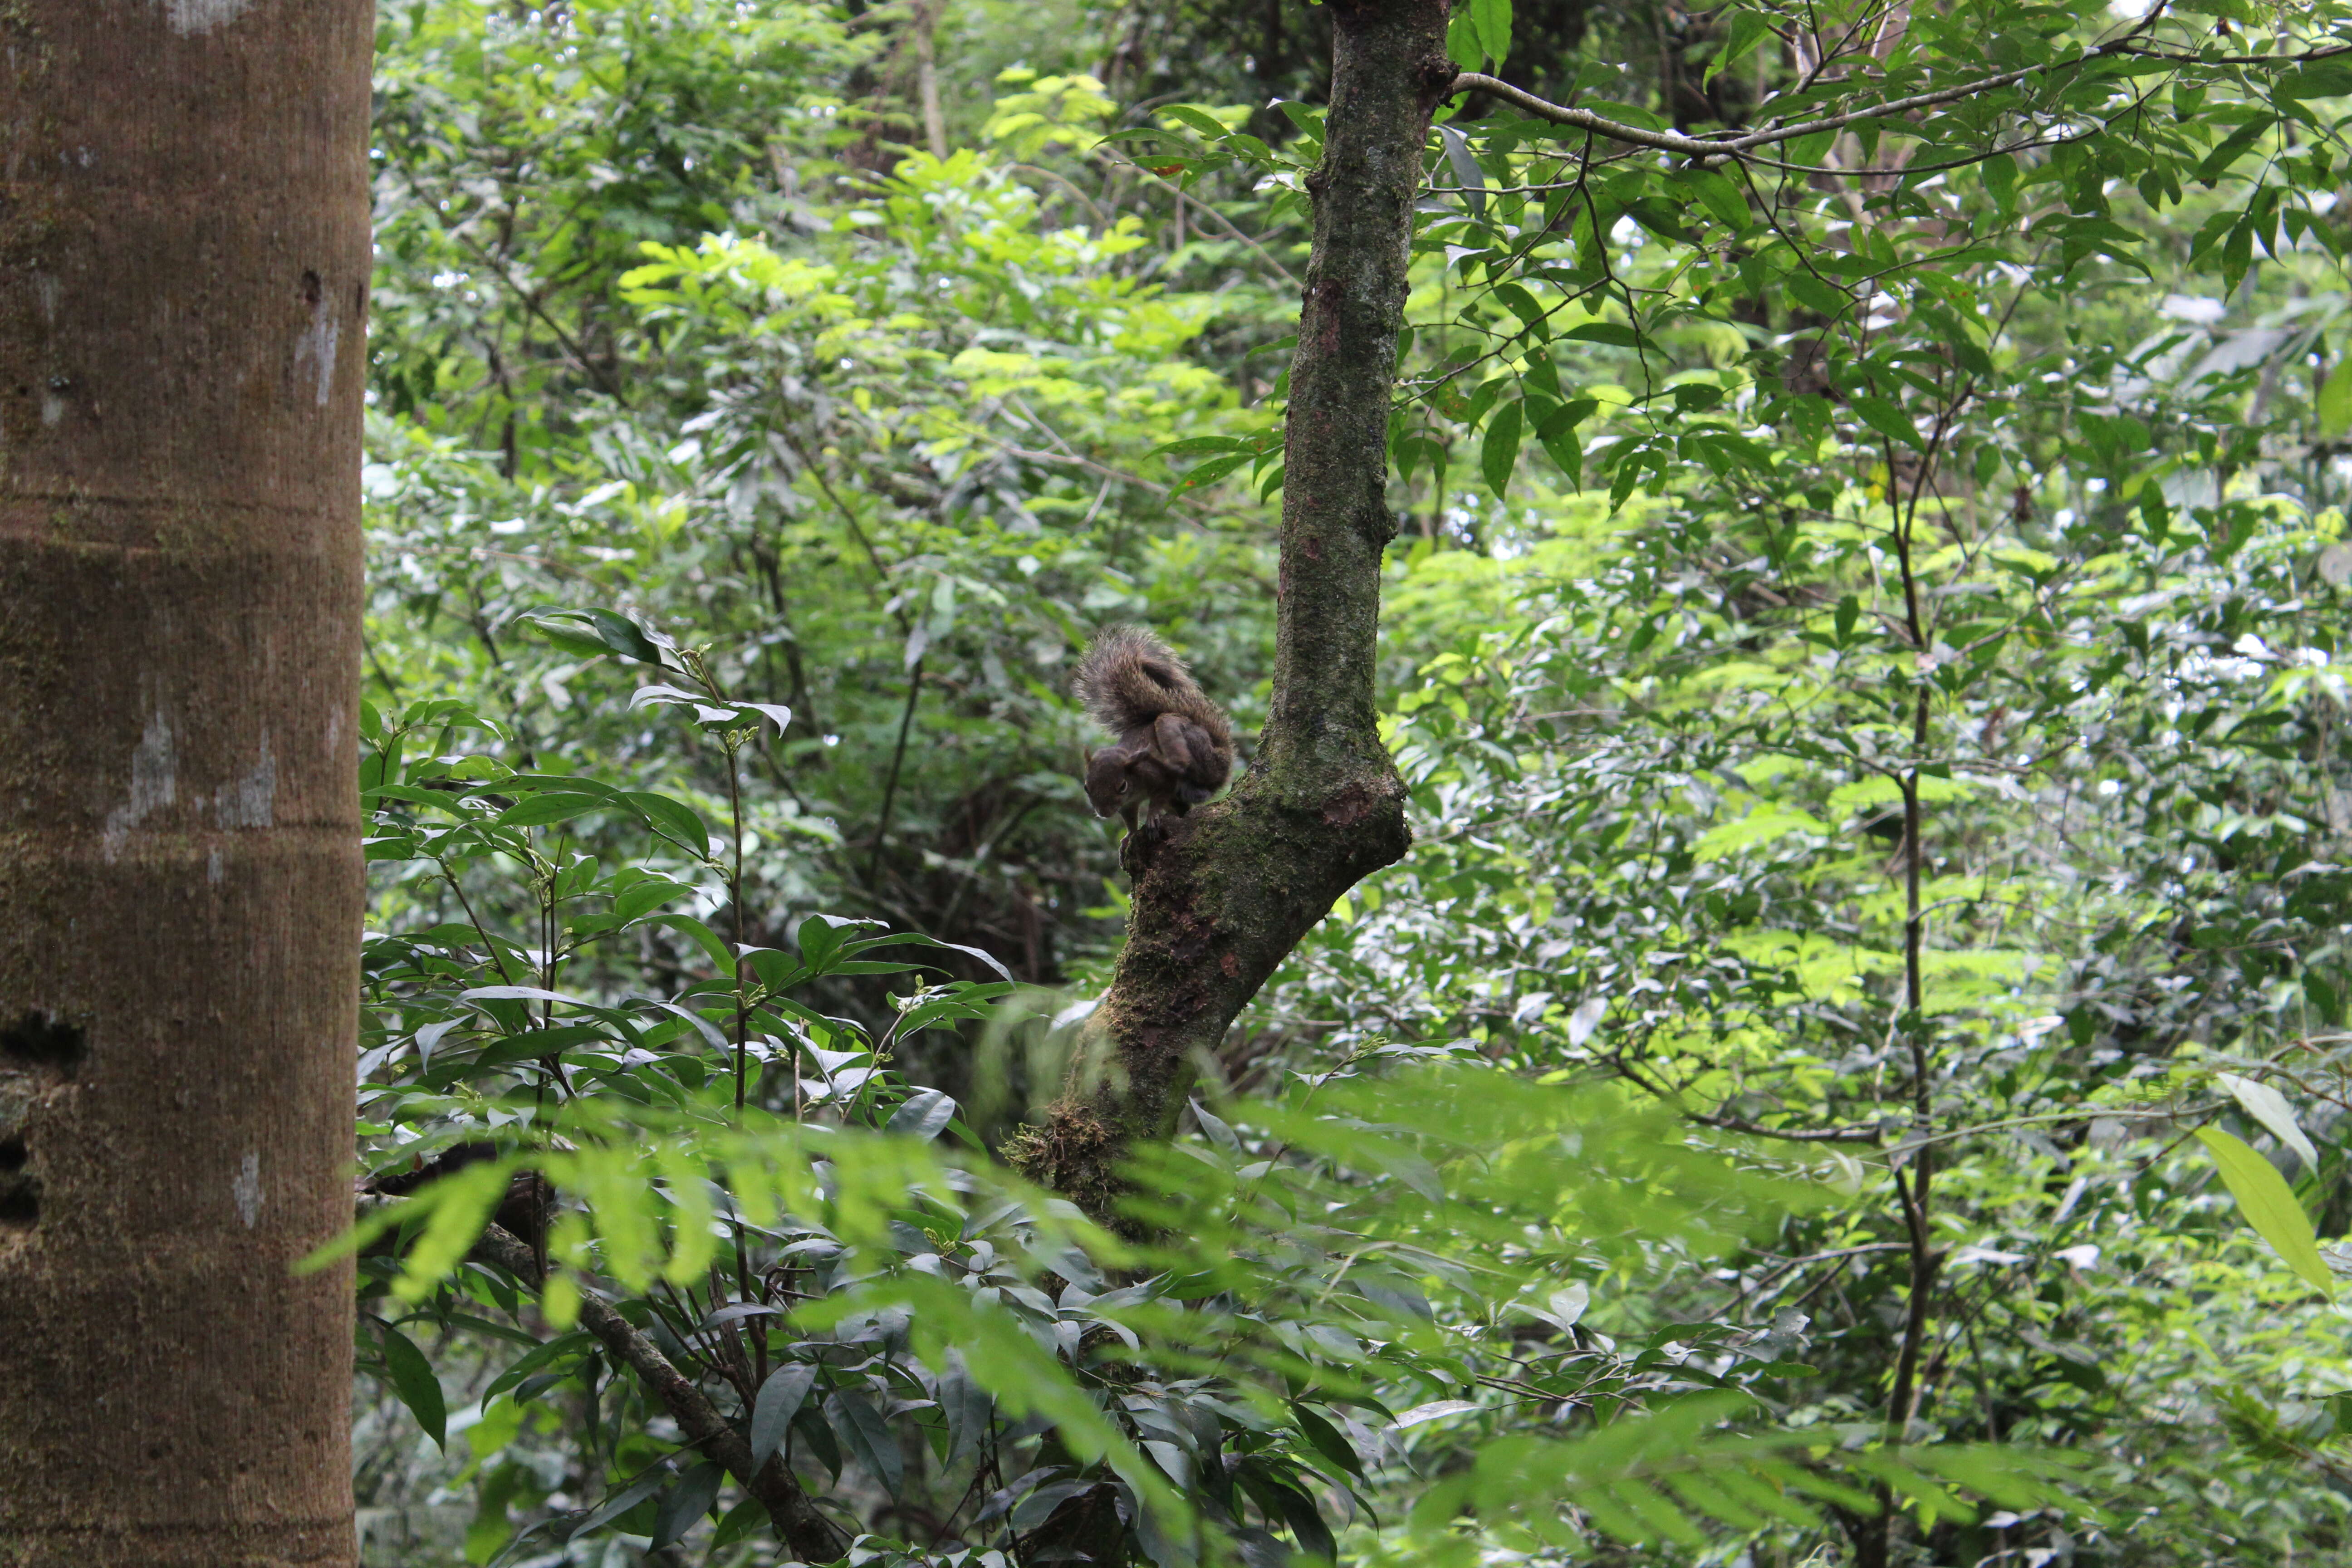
[1117,780,1129,794]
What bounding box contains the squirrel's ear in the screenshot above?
[1083,747,1096,768]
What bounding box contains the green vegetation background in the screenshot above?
[350,1,2352,1564]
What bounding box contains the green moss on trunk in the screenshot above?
[1013,0,1450,1220]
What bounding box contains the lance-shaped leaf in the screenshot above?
[750,1362,819,1469]
[2197,1126,2334,1294]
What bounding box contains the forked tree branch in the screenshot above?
[1005,0,1444,1215]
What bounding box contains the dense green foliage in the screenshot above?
[353,1,2352,1565]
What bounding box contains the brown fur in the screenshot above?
[1074,626,1235,830]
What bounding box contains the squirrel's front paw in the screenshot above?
[1120,818,1170,873]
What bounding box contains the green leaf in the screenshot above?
[619,790,711,860]
[1291,1401,1366,1479]
[2195,1126,2334,1293]
[1469,0,1511,66]
[1536,397,1598,440]
[798,911,851,968]
[829,1386,906,1495]
[1705,10,1774,86]
[1847,394,1923,452]
[1490,281,1549,337]
[475,1024,612,1069]
[390,1161,511,1303]
[483,1331,595,1402]
[1147,435,1249,459]
[461,985,596,1007]
[1981,152,2016,213]
[2308,970,2346,1028]
[888,1086,960,1140]
[1266,1475,1337,1560]
[710,1494,768,1551]
[495,792,610,828]
[2319,364,2352,438]
[1540,424,1584,488]
[794,1404,843,1479]
[523,614,615,660]
[2216,1073,2320,1171]
[1155,104,1231,140]
[1445,10,1485,72]
[567,1459,676,1541]
[1784,270,1848,318]
[751,1362,819,1468]
[649,1461,725,1549]
[583,609,666,665]
[1565,321,1643,349]
[379,1322,448,1449]
[1438,125,1488,221]
[1171,451,1253,495]
[2195,115,2273,183]
[1687,167,1750,232]
[613,878,693,922]
[1481,400,1524,500]
[635,995,731,1053]
[2280,60,2352,101]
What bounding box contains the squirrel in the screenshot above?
[1075,625,1234,835]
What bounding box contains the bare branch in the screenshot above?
[1450,26,2325,163]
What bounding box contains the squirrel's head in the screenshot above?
[1082,748,1130,818]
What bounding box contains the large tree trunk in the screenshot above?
[0,6,371,1565]
[1010,0,1450,1214]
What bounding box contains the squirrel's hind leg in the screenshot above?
[1147,711,1197,772]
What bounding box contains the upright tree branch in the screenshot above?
[1006,0,1444,1215]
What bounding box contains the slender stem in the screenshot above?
[867,655,926,885]
[438,858,519,986]
[1090,150,1298,284]
[913,0,946,159]
[539,845,559,1104]
[1866,387,1943,1567]
[676,646,762,1310]
[728,735,749,1114]
[779,426,894,603]
[724,732,761,1308]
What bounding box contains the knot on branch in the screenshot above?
[1320,777,1401,830]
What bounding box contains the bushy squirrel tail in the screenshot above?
[1074,625,1230,744]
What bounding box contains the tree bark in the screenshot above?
[0,7,370,1567]
[914,0,949,160]
[1009,0,1450,1215]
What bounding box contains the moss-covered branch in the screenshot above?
[1010,0,1452,1215]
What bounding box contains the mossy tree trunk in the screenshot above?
[0,5,371,1564]
[1010,0,1451,1215]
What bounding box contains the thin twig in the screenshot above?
[867,655,927,884]
[1449,20,2191,160]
